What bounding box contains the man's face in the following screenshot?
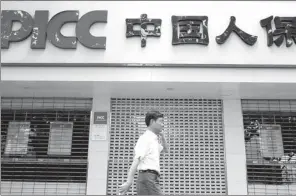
[151,117,164,133]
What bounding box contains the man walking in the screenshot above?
[119,111,169,195]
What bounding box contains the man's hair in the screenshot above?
[145,110,164,127]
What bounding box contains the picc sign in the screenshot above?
[1,10,108,49]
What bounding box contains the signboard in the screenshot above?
[93,112,108,124]
[1,10,107,50]
[4,121,31,155]
[1,10,295,49]
[47,122,73,155]
[92,112,108,141]
[259,124,284,158]
[1,1,296,65]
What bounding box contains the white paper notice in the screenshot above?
[92,124,108,141]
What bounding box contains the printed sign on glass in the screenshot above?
[4,121,31,155]
[259,124,284,158]
[47,122,73,155]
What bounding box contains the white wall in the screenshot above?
[1,1,296,65]
[2,67,296,83]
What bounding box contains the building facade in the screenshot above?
[1,1,296,195]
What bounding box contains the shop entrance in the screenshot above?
[107,98,226,195]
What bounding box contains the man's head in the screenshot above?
[145,110,164,134]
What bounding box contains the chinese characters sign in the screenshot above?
[172,15,209,46]
[216,16,257,46]
[126,14,161,47]
[1,10,296,49]
[260,16,296,47]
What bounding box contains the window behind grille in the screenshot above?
[1,97,92,196]
[242,99,296,195]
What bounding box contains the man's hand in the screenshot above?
[159,131,169,153]
[118,181,132,195]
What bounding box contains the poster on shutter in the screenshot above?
[48,122,73,155]
[259,124,284,158]
[4,121,31,155]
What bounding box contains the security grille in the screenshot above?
[108,98,226,195]
[242,99,296,195]
[1,97,92,195]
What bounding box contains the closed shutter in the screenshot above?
[242,99,296,195]
[1,97,92,195]
[107,98,226,195]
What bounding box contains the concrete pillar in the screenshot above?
[223,98,248,195]
[86,94,110,195]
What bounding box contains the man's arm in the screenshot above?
[160,132,169,153]
[126,157,140,184]
[118,156,140,194]
[119,136,148,194]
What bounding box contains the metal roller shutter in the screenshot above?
[1,97,92,196]
[108,98,226,195]
[242,99,296,195]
